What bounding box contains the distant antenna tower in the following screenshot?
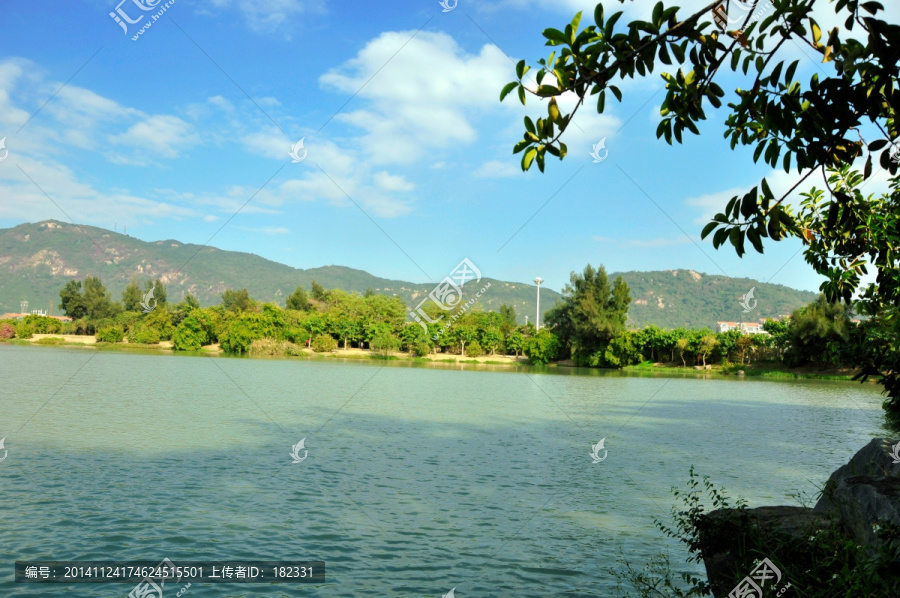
[20,300,28,314]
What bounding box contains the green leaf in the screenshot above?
[659,43,671,65]
[713,227,729,248]
[729,227,741,250]
[597,90,606,113]
[513,140,530,154]
[594,4,604,27]
[761,178,773,199]
[740,188,757,218]
[516,60,527,79]
[701,221,719,239]
[747,226,764,253]
[571,11,582,32]
[536,85,559,97]
[543,28,568,45]
[604,11,622,37]
[522,147,537,171]
[518,85,526,105]
[784,60,798,84]
[524,116,536,135]
[609,85,622,102]
[500,82,518,102]
[811,20,822,45]
[861,2,883,15]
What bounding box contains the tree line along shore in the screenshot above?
[0,264,872,381]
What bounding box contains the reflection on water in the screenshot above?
[0,345,887,597]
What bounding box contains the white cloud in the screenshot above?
[320,30,512,165]
[203,0,325,34]
[0,156,199,225]
[373,171,414,192]
[109,115,198,161]
[474,160,520,178]
[685,164,894,225]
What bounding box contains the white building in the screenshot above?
[715,321,768,335]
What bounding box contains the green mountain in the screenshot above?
[0,221,819,328]
[0,221,560,323]
[616,269,820,329]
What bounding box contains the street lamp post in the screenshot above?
[534,277,543,330]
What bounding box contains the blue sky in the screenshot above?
[0,0,895,294]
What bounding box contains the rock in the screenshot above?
[699,506,831,597]
[693,365,703,370]
[815,438,900,514]
[827,476,900,550]
[705,364,712,370]
[737,370,745,376]
[699,438,900,595]
[813,438,900,552]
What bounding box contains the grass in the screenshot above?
[33,337,66,345]
[622,360,859,382]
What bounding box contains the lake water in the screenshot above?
[0,344,888,597]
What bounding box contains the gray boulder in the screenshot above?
[815,438,900,514]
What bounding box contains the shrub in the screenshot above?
[96,326,124,343]
[0,322,15,339]
[34,337,65,345]
[248,338,301,356]
[524,329,560,365]
[24,315,62,334]
[15,323,33,339]
[173,316,208,351]
[130,325,161,345]
[465,340,484,357]
[370,330,400,357]
[219,311,284,354]
[311,334,338,353]
[412,341,432,357]
[603,333,642,368]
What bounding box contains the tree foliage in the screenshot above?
[524,328,560,365]
[507,0,900,414]
[286,285,310,311]
[546,264,631,365]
